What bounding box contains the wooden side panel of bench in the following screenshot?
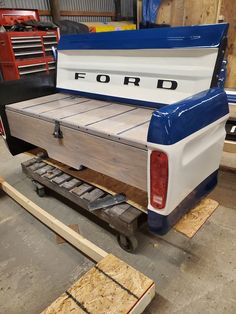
[6,110,148,191]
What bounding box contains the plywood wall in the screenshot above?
[155,0,236,88]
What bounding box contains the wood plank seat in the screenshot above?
[7,93,154,149]
[6,93,154,191]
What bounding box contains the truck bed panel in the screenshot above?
[7,93,154,149]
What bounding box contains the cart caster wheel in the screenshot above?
[117,234,138,253]
[36,187,45,197]
[32,180,46,197]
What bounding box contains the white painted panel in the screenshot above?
[57,48,218,105]
[147,114,229,216]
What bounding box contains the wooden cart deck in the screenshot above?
[6,93,154,149]
[21,156,145,251]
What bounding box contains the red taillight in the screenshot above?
[0,119,4,136]
[150,151,168,209]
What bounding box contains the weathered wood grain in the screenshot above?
[8,93,69,110]
[89,107,153,136]
[63,103,136,126]
[42,100,110,120]
[7,110,148,191]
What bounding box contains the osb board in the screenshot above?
[41,254,155,314]
[174,198,219,238]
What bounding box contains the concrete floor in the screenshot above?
[0,137,235,314]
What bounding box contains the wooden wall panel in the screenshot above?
[183,0,219,25]
[157,0,184,26]
[157,0,173,25]
[219,0,236,88]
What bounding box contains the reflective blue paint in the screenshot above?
[148,170,218,235]
[58,88,166,109]
[148,88,229,145]
[58,23,228,51]
[227,93,236,103]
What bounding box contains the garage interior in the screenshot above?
[0,1,235,314]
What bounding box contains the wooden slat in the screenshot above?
[224,140,236,153]
[6,110,148,191]
[89,107,153,136]
[41,254,155,314]
[0,178,108,262]
[221,150,236,170]
[183,0,219,26]
[41,100,110,120]
[0,177,154,313]
[120,122,150,146]
[26,97,88,115]
[9,95,150,148]
[7,93,69,110]
[39,10,116,17]
[229,103,236,119]
[26,149,148,211]
[63,103,136,127]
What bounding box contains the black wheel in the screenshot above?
[117,234,138,253]
[36,187,45,197]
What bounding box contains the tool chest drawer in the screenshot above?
[0,30,58,80]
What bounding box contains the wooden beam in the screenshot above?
[224,140,236,154]
[41,254,155,314]
[0,178,108,262]
[39,10,115,17]
[114,0,122,21]
[49,0,61,23]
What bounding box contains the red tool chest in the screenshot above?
[0,9,58,81]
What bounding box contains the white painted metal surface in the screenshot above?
[57,48,218,105]
[147,115,229,216]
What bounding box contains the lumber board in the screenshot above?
[89,108,152,136]
[62,104,136,127]
[221,149,236,170]
[6,110,148,191]
[120,122,149,147]
[224,140,236,154]
[7,93,153,148]
[0,178,155,313]
[8,93,70,110]
[41,100,110,120]
[41,254,155,314]
[229,103,236,119]
[39,10,116,17]
[174,198,219,238]
[26,97,88,115]
[0,178,107,262]
[157,0,173,24]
